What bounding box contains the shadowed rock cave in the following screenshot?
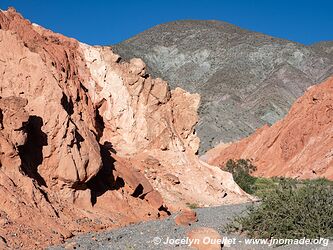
[0,109,3,129]
[86,98,122,205]
[132,184,144,198]
[61,93,74,116]
[18,115,47,187]
[87,141,124,205]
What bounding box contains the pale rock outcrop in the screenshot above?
[81,44,200,155]
[80,44,252,209]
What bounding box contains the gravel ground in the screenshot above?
[48,202,331,250]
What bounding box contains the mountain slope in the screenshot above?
[204,76,333,180]
[113,20,333,153]
[311,41,333,57]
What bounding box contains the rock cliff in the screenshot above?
[0,8,251,249]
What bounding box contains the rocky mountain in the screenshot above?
[311,41,333,57]
[0,8,254,249]
[113,20,333,153]
[203,76,333,180]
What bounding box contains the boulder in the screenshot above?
[174,209,198,226]
[187,227,222,250]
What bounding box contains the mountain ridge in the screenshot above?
[113,19,333,153]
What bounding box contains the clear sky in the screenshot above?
[1,0,332,46]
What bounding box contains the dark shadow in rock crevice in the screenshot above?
[158,205,171,216]
[95,108,105,141]
[87,141,122,206]
[73,130,84,150]
[61,93,74,116]
[132,184,144,198]
[18,115,47,187]
[0,109,3,129]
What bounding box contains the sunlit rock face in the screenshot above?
[0,8,252,249]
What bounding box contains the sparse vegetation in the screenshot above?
[186,203,199,209]
[251,177,278,198]
[225,159,257,194]
[225,174,333,241]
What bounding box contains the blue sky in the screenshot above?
[1,0,332,45]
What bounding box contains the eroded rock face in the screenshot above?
[80,44,200,155]
[0,8,165,249]
[204,77,333,180]
[79,42,253,210]
[0,8,251,249]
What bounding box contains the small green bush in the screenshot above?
[224,159,257,194]
[186,203,199,209]
[226,179,333,240]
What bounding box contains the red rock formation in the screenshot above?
[204,77,333,180]
[0,8,165,249]
[174,209,198,226]
[0,8,252,249]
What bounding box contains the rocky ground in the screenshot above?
[49,203,331,249]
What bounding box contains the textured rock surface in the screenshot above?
[113,20,333,153]
[0,9,252,249]
[311,41,333,57]
[187,227,222,250]
[204,76,333,180]
[0,8,164,249]
[174,209,198,226]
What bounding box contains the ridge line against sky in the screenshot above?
[0,0,332,46]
